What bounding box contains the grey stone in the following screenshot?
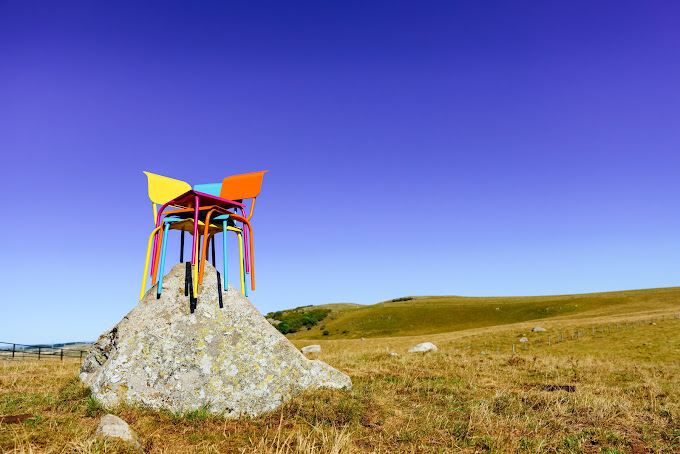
[266,318,281,325]
[408,342,438,353]
[390,352,400,357]
[518,337,528,343]
[81,263,351,417]
[301,345,321,354]
[93,414,141,451]
[532,327,547,332]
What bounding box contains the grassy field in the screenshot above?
[285,287,680,340]
[1,290,680,453]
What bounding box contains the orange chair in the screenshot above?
[220,170,268,221]
[198,171,268,287]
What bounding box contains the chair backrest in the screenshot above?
[219,170,268,220]
[193,183,222,197]
[219,170,268,201]
[143,171,192,222]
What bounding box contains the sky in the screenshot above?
[1,1,678,344]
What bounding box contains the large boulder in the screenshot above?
[81,263,351,417]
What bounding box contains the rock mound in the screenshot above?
[81,263,351,417]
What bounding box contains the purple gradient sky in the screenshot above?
[1,2,679,344]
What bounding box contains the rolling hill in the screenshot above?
[279,287,680,340]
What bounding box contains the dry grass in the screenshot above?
[2,313,680,452]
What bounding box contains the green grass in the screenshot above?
[286,287,680,339]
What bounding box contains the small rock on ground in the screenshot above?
[518,337,528,343]
[301,345,321,354]
[532,327,547,332]
[93,414,142,451]
[390,352,400,357]
[408,342,438,353]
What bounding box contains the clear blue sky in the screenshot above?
[1,1,678,344]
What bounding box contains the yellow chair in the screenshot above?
[143,171,193,279]
[143,171,192,224]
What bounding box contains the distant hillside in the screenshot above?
[280,287,680,340]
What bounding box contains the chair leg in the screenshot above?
[151,227,164,283]
[238,232,246,296]
[156,222,170,298]
[180,230,184,263]
[216,271,223,308]
[187,262,196,313]
[193,233,199,300]
[185,260,190,296]
[140,227,162,300]
[211,235,216,268]
[222,221,228,289]
[243,250,248,298]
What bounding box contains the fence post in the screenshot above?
[38,347,41,361]
[512,344,515,354]
[12,344,15,359]
[60,349,63,361]
[548,336,551,346]
[80,351,83,360]
[497,346,499,355]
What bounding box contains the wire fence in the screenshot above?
[0,341,92,361]
[503,312,680,354]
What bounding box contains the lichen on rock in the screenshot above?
[81,263,351,417]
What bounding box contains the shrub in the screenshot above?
[277,323,290,334]
[392,297,413,302]
[323,330,330,336]
[268,308,331,334]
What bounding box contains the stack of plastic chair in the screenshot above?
[140,172,243,302]
[140,171,266,306]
